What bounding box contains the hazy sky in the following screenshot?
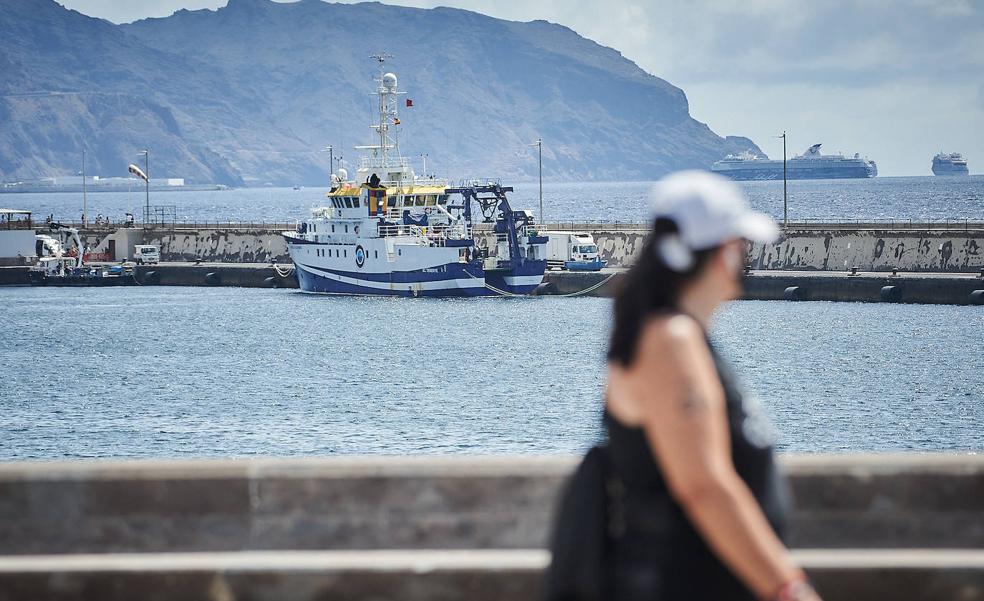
[59,0,984,176]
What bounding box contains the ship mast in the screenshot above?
[369,53,403,167]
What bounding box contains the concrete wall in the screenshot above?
[0,455,982,601]
[1,454,981,555]
[752,229,984,273]
[53,225,984,273]
[585,229,984,272]
[0,229,37,265]
[146,228,290,263]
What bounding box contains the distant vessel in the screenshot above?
[932,152,969,176]
[281,56,547,297]
[0,177,228,194]
[712,144,877,180]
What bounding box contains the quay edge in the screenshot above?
[3,264,984,305]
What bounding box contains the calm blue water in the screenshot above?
[1,287,981,460]
[8,176,984,224]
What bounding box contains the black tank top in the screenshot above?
[603,337,790,600]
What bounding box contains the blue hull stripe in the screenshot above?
[294,260,545,297]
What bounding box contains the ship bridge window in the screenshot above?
[415,195,426,207]
[403,195,414,206]
[353,197,361,208]
[387,196,397,208]
[344,197,353,208]
[438,195,448,205]
[425,195,437,206]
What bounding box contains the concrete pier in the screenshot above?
[38,221,984,273]
[4,264,983,304]
[0,455,981,600]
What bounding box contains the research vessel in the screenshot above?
[282,57,547,297]
[932,152,969,176]
[711,144,877,180]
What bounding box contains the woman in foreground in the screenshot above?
[548,171,822,601]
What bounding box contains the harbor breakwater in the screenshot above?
[110,223,984,273]
[0,455,982,601]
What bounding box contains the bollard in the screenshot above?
[204,272,222,286]
[849,266,859,276]
[970,290,984,305]
[783,286,805,301]
[879,285,903,303]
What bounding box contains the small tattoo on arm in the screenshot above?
[680,390,709,413]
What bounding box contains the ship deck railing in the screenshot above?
[376,223,471,246]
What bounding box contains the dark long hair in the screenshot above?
[607,218,719,367]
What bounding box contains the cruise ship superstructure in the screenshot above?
[712,144,877,180]
[282,57,547,297]
[932,152,969,176]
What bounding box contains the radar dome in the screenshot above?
[336,168,348,181]
[382,73,398,90]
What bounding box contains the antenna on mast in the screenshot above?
[363,53,404,168]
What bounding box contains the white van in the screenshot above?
[133,244,160,265]
[542,232,606,271]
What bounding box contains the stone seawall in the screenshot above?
[127,225,984,273]
[145,227,291,264]
[587,228,984,272]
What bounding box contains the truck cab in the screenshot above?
[133,244,160,265]
[543,231,606,271]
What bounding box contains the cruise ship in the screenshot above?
[932,152,969,176]
[281,57,547,297]
[711,144,877,180]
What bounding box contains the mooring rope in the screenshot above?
[272,263,295,278]
[466,268,618,298]
[555,271,619,297]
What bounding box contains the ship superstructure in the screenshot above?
[932,152,969,176]
[282,56,547,297]
[712,143,877,180]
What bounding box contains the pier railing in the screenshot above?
[534,219,984,232]
[36,218,984,233]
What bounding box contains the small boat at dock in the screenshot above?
[28,224,137,286]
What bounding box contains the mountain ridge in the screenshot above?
[0,0,763,185]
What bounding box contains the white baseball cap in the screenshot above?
[649,170,779,250]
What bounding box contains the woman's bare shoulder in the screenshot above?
[639,314,704,351]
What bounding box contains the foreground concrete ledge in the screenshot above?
[3,548,984,572]
[0,455,580,481]
[0,549,982,601]
[1,452,981,479]
[1,454,981,553]
[0,550,551,573]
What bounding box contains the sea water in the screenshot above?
[10,175,984,224]
[1,286,981,460]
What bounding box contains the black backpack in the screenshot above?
[543,445,615,601]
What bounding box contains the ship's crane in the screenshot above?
[47,223,85,269]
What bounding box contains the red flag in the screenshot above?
[406,98,413,107]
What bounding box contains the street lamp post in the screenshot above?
[138,149,149,225]
[81,148,88,227]
[420,153,428,178]
[533,138,543,224]
[779,131,788,228]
